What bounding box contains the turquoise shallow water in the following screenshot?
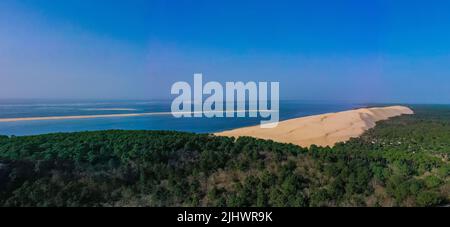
[0,100,363,136]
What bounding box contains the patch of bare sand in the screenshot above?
[215,106,414,147]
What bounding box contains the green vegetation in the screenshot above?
[0,105,449,207]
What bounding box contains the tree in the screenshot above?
[416,191,442,207]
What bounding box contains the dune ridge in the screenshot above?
[215,106,414,147]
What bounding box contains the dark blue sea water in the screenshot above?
[0,99,364,136]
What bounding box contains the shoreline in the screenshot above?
[0,106,413,148]
[0,110,275,123]
[0,113,171,123]
[215,106,414,147]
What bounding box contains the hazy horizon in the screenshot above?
[1,0,450,103]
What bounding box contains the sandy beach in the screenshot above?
[0,110,273,123]
[216,106,414,147]
[0,113,170,122]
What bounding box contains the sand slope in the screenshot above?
[215,106,414,147]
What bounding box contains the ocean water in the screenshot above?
[0,100,363,136]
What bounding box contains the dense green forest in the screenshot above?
[0,105,449,207]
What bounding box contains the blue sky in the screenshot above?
[1,0,449,103]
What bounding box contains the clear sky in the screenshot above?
[1,0,449,103]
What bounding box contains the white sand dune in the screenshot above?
[215,106,414,147]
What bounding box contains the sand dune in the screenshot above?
[215,106,414,147]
